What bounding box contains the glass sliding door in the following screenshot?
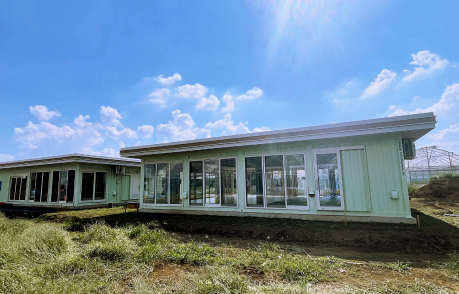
[316,153,343,209]
[81,173,94,201]
[144,164,156,204]
[51,171,60,202]
[265,155,285,208]
[95,172,106,201]
[221,158,237,206]
[285,154,307,207]
[59,171,68,202]
[29,172,50,203]
[205,159,220,205]
[67,170,75,203]
[156,163,169,204]
[170,163,183,204]
[190,161,203,205]
[245,157,263,207]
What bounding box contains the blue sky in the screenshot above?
[1,0,459,161]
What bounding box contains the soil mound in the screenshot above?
[411,177,459,200]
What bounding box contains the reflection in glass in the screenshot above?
[190,161,203,205]
[19,177,27,201]
[221,158,237,206]
[205,160,219,204]
[42,172,50,202]
[316,153,341,207]
[9,178,17,201]
[265,155,285,208]
[81,173,94,201]
[67,170,75,203]
[51,171,60,202]
[95,172,106,200]
[144,164,156,204]
[285,154,307,206]
[29,173,37,201]
[170,162,183,204]
[59,171,68,202]
[246,157,263,207]
[156,163,169,204]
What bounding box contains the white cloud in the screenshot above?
[156,110,211,142]
[155,73,182,85]
[135,141,141,146]
[136,125,154,138]
[221,93,235,113]
[83,147,119,158]
[253,127,271,133]
[361,69,396,99]
[196,94,220,111]
[389,83,459,118]
[403,50,448,82]
[100,106,122,126]
[0,154,15,162]
[14,106,154,153]
[237,87,263,100]
[205,114,251,136]
[119,141,125,149]
[29,105,61,121]
[429,123,459,141]
[176,83,208,99]
[148,88,170,106]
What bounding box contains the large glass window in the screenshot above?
[285,154,307,206]
[143,162,183,205]
[190,159,237,207]
[59,171,68,202]
[190,161,203,205]
[81,172,104,202]
[170,163,183,204]
[221,159,237,206]
[205,159,220,205]
[265,155,285,208]
[29,172,50,202]
[316,153,342,208]
[245,154,308,209]
[144,164,156,204]
[95,172,106,200]
[245,157,263,207]
[9,176,27,201]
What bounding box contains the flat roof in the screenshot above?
[0,153,140,170]
[120,112,437,158]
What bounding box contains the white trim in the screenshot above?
[80,171,107,203]
[28,171,51,204]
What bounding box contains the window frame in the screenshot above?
[189,157,238,208]
[244,152,309,210]
[79,170,106,203]
[312,146,364,211]
[29,171,50,203]
[8,174,28,202]
[143,161,184,207]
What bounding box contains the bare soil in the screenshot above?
[412,178,459,200]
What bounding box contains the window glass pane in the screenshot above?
[144,164,156,204]
[286,154,307,206]
[67,171,75,203]
[265,155,285,208]
[51,171,60,202]
[81,173,94,201]
[205,160,220,205]
[41,172,49,202]
[30,173,37,201]
[156,163,169,204]
[95,172,106,200]
[190,161,203,205]
[35,172,43,202]
[59,171,68,202]
[245,157,263,207]
[14,177,21,200]
[221,158,237,206]
[316,153,341,207]
[170,162,183,204]
[19,177,27,201]
[9,178,17,201]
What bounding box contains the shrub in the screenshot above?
[429,172,459,183]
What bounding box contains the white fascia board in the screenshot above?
[121,113,436,157]
[0,154,140,170]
